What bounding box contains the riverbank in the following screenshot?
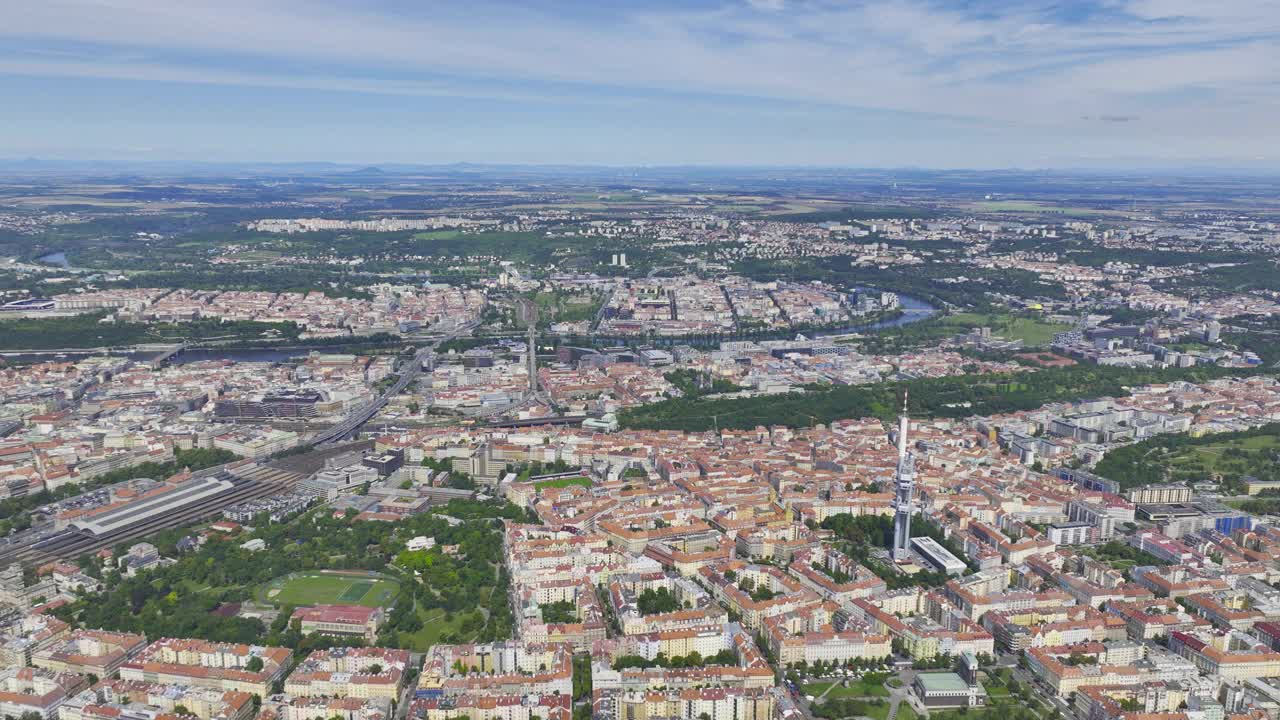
[0,289,938,360]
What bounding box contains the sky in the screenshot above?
[2,0,1279,169]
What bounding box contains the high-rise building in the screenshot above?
[892,393,917,561]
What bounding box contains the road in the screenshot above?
[592,287,615,331]
[885,668,925,720]
[311,321,476,445]
[1009,661,1074,718]
[393,659,421,720]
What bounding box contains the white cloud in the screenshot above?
[1,0,1277,144]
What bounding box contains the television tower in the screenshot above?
[892,390,917,561]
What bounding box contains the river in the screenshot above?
[838,286,938,332]
[0,346,330,365]
[171,347,318,364]
[0,290,937,362]
[582,288,938,347]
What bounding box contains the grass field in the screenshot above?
[931,707,1014,720]
[804,682,836,696]
[1166,434,1280,474]
[945,312,1071,347]
[405,609,462,649]
[1094,423,1280,491]
[262,571,398,608]
[532,290,602,325]
[804,677,890,699]
[897,703,918,720]
[533,476,593,491]
[413,230,468,240]
[402,606,485,651]
[968,200,1112,217]
[216,250,283,263]
[864,704,891,720]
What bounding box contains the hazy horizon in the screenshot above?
[4,157,1280,177]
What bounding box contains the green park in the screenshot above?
[261,570,399,608]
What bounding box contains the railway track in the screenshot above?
[0,465,303,567]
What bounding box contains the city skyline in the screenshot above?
[3,0,1278,169]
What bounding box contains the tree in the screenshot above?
[636,587,679,615]
[572,653,593,700]
[541,600,577,624]
[246,656,264,672]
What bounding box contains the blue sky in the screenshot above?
[2,0,1278,168]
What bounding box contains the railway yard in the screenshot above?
[0,462,304,567]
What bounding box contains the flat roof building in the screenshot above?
[912,672,986,708]
[291,605,384,643]
[911,536,967,576]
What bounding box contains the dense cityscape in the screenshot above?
[0,165,1276,720]
[4,0,1280,715]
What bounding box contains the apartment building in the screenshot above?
[285,647,410,701]
[119,639,293,697]
[58,679,255,720]
[32,629,147,677]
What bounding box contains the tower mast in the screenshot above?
[892,390,917,561]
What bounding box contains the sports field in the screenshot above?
[533,476,593,491]
[261,571,398,608]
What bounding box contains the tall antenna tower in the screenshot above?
[892,390,917,561]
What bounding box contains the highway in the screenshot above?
[311,322,475,445]
[0,324,473,567]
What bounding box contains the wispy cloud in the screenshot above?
[2,0,1277,161]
